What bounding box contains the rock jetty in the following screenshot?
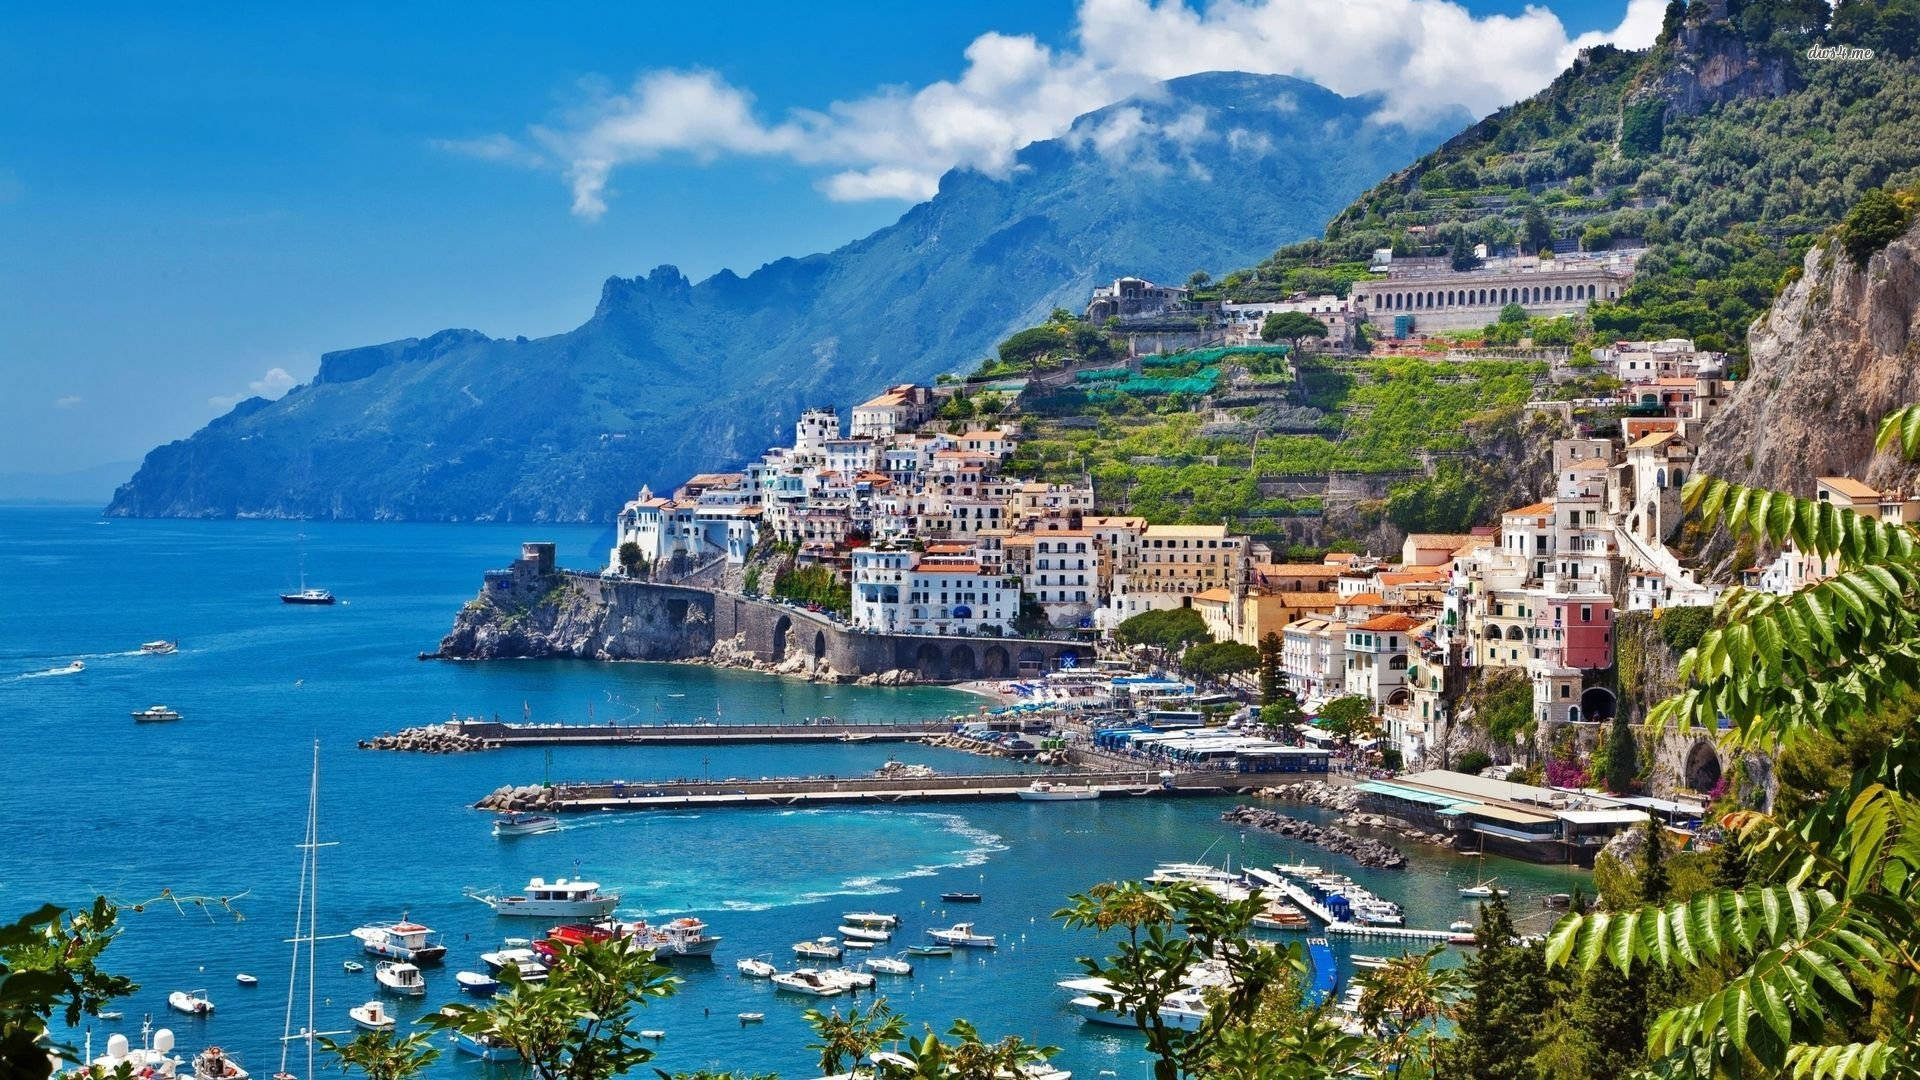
[479,784,557,812]
[360,725,490,753]
[1221,805,1407,869]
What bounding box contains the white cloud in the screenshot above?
[449,0,1665,215]
[209,366,298,410]
[53,394,81,409]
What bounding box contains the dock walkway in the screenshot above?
[447,718,953,748]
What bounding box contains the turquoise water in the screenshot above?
[0,507,1587,1079]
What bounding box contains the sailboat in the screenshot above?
[271,742,348,1080]
[281,549,336,606]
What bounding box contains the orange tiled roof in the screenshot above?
[1504,501,1553,516]
[1354,613,1421,632]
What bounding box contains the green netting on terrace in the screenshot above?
[1141,344,1291,368]
[1074,367,1130,383]
[1087,367,1222,397]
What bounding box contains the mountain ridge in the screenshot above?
[110,71,1461,522]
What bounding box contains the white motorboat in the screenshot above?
[352,919,447,964]
[374,961,425,997]
[927,923,996,948]
[793,936,843,960]
[1070,987,1207,1032]
[738,1012,765,1024]
[470,877,619,918]
[454,970,501,997]
[492,813,562,837]
[838,924,891,942]
[89,1020,182,1078]
[478,947,549,982]
[735,957,777,979]
[865,956,913,976]
[1449,920,1476,933]
[349,1000,395,1031]
[234,973,257,987]
[190,1046,248,1080]
[821,968,875,991]
[1017,780,1100,802]
[1351,955,1392,970]
[840,911,899,928]
[133,705,183,723]
[1459,881,1510,899]
[1272,861,1324,878]
[168,989,215,1016]
[141,640,179,655]
[772,969,846,997]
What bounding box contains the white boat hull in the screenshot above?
[486,896,619,919]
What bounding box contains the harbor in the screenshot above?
[365,716,958,751]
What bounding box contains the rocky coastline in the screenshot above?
[359,724,489,753]
[1255,779,1456,849]
[1221,805,1408,869]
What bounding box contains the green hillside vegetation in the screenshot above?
[1214,0,1920,356]
[1003,348,1545,528]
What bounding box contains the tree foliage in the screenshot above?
[319,1029,440,1080]
[0,900,135,1074]
[1115,608,1212,652]
[1183,640,1260,681]
[1840,185,1915,268]
[1260,312,1328,350]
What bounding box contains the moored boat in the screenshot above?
[842,939,874,951]
[477,947,549,983]
[349,1001,394,1032]
[793,936,842,961]
[453,1032,521,1062]
[341,961,364,973]
[168,990,214,1016]
[133,706,183,723]
[234,973,257,987]
[939,891,982,903]
[373,961,425,997]
[1459,881,1509,899]
[927,923,996,948]
[735,957,776,979]
[738,1012,765,1024]
[904,944,953,956]
[89,1020,181,1078]
[840,911,899,928]
[469,877,619,919]
[838,924,891,942]
[618,916,722,960]
[1017,780,1100,802]
[191,1046,248,1080]
[351,919,447,964]
[771,969,845,997]
[492,813,561,837]
[865,956,913,976]
[454,970,500,997]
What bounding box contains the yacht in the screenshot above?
[735,957,777,979]
[141,640,180,655]
[492,813,562,837]
[470,877,620,918]
[771,969,846,997]
[1069,987,1207,1031]
[191,1046,248,1080]
[478,947,549,982]
[838,924,891,942]
[793,937,843,961]
[373,961,426,997]
[281,587,336,606]
[926,923,996,948]
[619,916,722,960]
[1017,780,1100,802]
[454,970,500,997]
[351,919,447,964]
[865,956,913,976]
[88,1020,181,1078]
[939,891,982,903]
[167,990,214,1016]
[348,1001,394,1032]
[132,706,182,723]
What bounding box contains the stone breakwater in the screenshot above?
[1257,778,1453,848]
[480,785,557,812]
[1221,805,1407,869]
[360,725,489,753]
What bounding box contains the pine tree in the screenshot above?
[1563,821,1676,1078]
[1438,893,1556,1079]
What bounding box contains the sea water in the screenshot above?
[0,507,1586,1079]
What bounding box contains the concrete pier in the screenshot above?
[443,718,955,748]
[478,769,1272,813]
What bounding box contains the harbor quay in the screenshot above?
[369,717,956,750]
[475,767,1295,813]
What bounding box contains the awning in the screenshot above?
[1557,809,1651,825]
[1354,780,1469,809]
[1462,803,1558,827]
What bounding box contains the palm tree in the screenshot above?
[1547,405,1920,1076]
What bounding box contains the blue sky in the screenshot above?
[0,0,1651,483]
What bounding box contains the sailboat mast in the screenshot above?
[305,741,318,1080]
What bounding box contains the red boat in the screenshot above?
[532,923,618,960]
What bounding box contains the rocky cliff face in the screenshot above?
[438,573,715,660]
[1698,218,1920,498]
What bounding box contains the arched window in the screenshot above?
[1568,705,1581,723]
[1506,625,1525,641]
[1672,468,1685,487]
[1656,468,1668,489]
[1389,655,1408,670]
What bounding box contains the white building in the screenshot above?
[850,548,1022,636]
[1282,617,1348,707]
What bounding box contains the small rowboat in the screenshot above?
[235,973,258,987]
[905,944,953,957]
[738,1012,765,1024]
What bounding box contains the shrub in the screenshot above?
[1456,749,1493,775]
[1655,605,1713,653]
